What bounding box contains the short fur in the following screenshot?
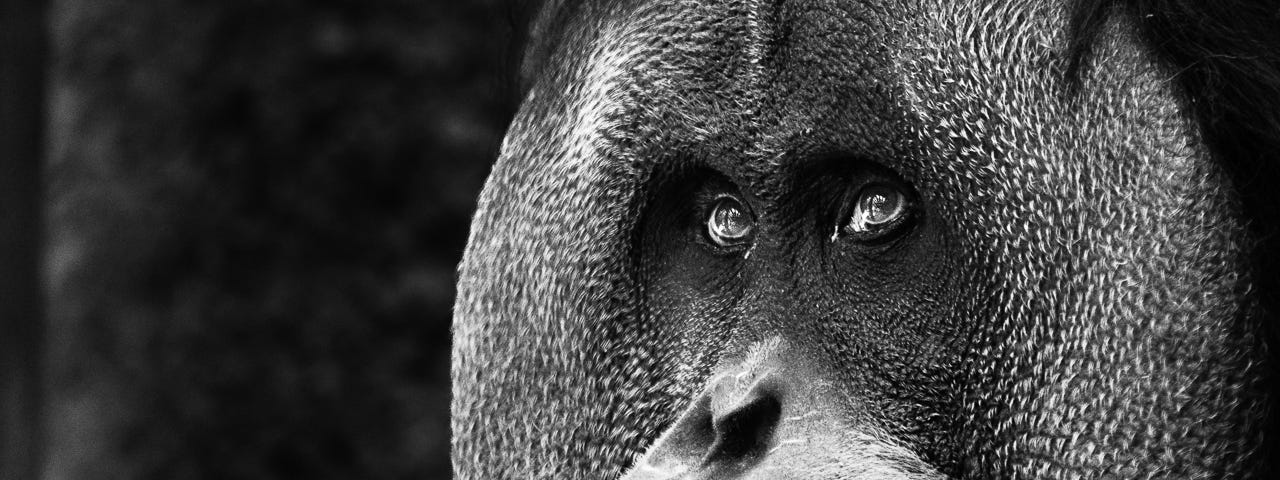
[456,0,1280,477]
[1069,0,1280,374]
[1070,0,1280,463]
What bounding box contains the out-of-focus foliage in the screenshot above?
[46,0,518,478]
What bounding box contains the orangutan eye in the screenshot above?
[706,196,755,249]
[839,184,911,242]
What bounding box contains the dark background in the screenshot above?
[40,0,522,478]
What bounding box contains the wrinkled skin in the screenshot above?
[453,0,1274,478]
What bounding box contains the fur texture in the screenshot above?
[455,0,1278,477]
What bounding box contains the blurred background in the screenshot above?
[6,0,526,478]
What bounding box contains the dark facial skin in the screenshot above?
[630,161,963,476]
[453,0,1274,478]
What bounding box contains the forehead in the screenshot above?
[531,0,1193,198]
[547,0,909,180]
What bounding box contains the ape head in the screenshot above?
[454,0,1280,477]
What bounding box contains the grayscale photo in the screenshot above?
[2,0,1278,479]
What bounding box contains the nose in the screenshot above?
[704,374,784,467]
[619,338,945,480]
[622,364,786,479]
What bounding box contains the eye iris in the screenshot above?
[707,198,754,246]
[847,185,906,234]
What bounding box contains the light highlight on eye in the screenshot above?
[840,184,910,241]
[706,197,755,248]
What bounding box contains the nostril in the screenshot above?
[705,392,782,465]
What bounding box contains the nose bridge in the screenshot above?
[736,227,823,338]
[706,337,833,422]
[708,337,797,409]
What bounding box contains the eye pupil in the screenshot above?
[707,197,754,247]
[845,185,908,236]
[862,191,897,223]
